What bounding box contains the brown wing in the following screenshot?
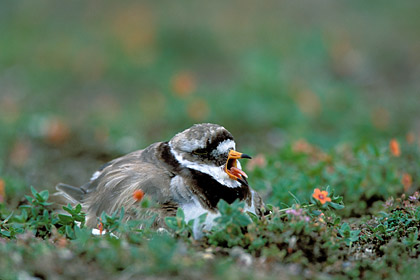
[82,143,178,227]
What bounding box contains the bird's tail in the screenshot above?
[55,183,86,204]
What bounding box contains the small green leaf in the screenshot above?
[0,230,11,237]
[30,186,38,198]
[58,214,74,224]
[39,190,49,201]
[247,211,259,223]
[198,213,207,224]
[328,202,345,210]
[374,224,386,233]
[333,217,341,226]
[176,208,185,220]
[165,217,178,230]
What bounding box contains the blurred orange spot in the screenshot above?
[326,165,335,174]
[56,237,68,248]
[46,118,70,145]
[402,173,413,192]
[247,154,267,171]
[292,139,313,154]
[371,107,389,131]
[389,139,401,157]
[133,189,145,202]
[10,140,31,167]
[292,139,330,162]
[406,132,415,144]
[111,3,156,63]
[0,179,5,203]
[294,89,321,117]
[187,99,209,121]
[171,71,196,98]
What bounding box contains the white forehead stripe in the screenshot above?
[215,139,236,155]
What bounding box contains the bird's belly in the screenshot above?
[181,196,257,239]
[181,198,220,239]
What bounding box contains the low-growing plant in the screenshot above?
[0,187,86,239]
[0,204,23,238]
[338,222,361,246]
[56,203,86,239]
[99,208,125,234]
[207,199,253,247]
[165,208,195,237]
[355,192,420,256]
[17,186,56,238]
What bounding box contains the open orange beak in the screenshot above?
[224,150,252,186]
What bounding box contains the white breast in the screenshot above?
[170,175,258,239]
[182,197,220,239]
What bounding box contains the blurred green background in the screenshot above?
[1,1,419,199]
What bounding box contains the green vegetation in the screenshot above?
[1,1,420,279]
[1,141,419,279]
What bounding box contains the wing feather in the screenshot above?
[82,145,177,227]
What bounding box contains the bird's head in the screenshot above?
[169,123,251,188]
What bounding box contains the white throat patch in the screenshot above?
[169,144,242,189]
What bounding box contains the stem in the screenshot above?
[278,203,315,213]
[263,203,316,218]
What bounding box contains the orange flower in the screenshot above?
[133,189,145,202]
[402,173,413,191]
[312,188,331,204]
[389,139,401,157]
[98,221,104,235]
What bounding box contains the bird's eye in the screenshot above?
[193,149,208,156]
